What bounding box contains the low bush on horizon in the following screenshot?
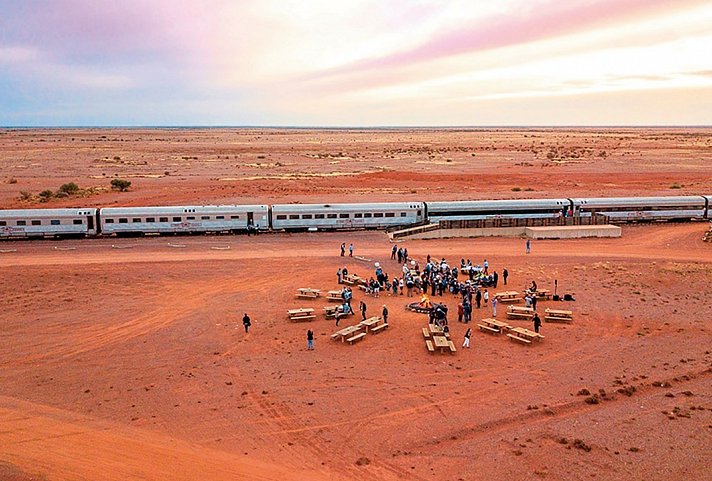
[111,178,132,192]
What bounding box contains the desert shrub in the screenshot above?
[111,179,132,192]
[19,191,32,201]
[8,177,17,184]
[38,190,54,201]
[511,187,522,192]
[58,182,79,195]
[669,183,682,189]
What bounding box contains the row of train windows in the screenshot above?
[104,215,239,224]
[275,212,409,220]
[0,219,82,226]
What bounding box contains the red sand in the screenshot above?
[0,128,711,481]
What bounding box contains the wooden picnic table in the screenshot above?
[495,291,522,303]
[508,326,544,343]
[296,288,321,299]
[342,274,365,286]
[326,290,344,302]
[331,325,365,343]
[428,323,450,338]
[506,305,534,320]
[483,318,511,330]
[288,308,316,322]
[432,335,450,353]
[359,316,382,331]
[545,308,573,322]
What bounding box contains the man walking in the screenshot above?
[463,327,472,348]
[340,242,345,256]
[242,313,251,333]
[359,300,367,321]
[533,312,541,333]
[306,329,314,350]
[526,239,531,254]
[382,305,389,324]
[503,268,508,286]
[349,243,353,257]
[492,297,498,317]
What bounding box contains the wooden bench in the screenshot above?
[371,323,388,334]
[346,332,367,344]
[545,316,572,323]
[290,315,315,322]
[507,333,532,345]
[506,311,533,320]
[447,340,457,353]
[478,324,500,334]
[498,297,522,303]
[422,327,431,339]
[425,340,435,353]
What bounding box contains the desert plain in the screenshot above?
[0,128,711,481]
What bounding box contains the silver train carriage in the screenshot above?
[271,202,425,230]
[425,198,572,222]
[99,205,269,235]
[0,208,97,238]
[570,196,708,222]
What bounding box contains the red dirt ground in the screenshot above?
[0,128,711,480]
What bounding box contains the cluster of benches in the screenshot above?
[422,324,456,354]
[331,317,389,345]
[476,318,545,346]
[544,308,573,323]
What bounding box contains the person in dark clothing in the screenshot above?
[475,290,482,309]
[533,313,541,333]
[382,305,389,324]
[493,271,499,288]
[503,268,508,286]
[391,245,397,260]
[531,295,537,310]
[340,243,345,256]
[359,300,367,321]
[306,329,314,350]
[242,313,251,333]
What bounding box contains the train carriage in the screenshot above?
[570,196,707,222]
[0,208,97,238]
[271,202,424,230]
[426,199,572,222]
[99,205,269,235]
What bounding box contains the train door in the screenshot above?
[247,212,254,226]
[87,215,94,231]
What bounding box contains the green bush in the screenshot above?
[58,182,79,195]
[511,187,522,192]
[38,190,54,201]
[111,178,132,192]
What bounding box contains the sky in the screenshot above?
[1,0,711,126]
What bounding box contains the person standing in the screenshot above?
[382,305,389,324]
[493,271,499,288]
[483,289,489,305]
[492,297,498,317]
[306,329,314,350]
[340,242,345,256]
[337,268,342,284]
[525,239,531,254]
[242,313,251,333]
[457,302,464,322]
[475,289,482,309]
[533,312,541,333]
[483,259,489,275]
[503,268,508,286]
[531,294,537,311]
[359,300,367,320]
[349,243,353,257]
[463,327,472,348]
[391,244,397,260]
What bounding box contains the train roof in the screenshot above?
[427,199,570,210]
[100,205,268,215]
[0,208,96,217]
[271,202,424,212]
[570,196,706,207]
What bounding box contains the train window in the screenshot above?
[0,221,6,226]
[400,212,406,217]
[230,215,240,219]
[339,213,350,218]
[73,219,83,225]
[31,220,42,225]
[314,214,325,219]
[385,213,395,218]
[216,215,224,220]
[119,218,128,223]
[327,214,337,219]
[354,213,363,218]
[51,219,61,225]
[104,219,114,224]
[201,216,210,220]
[276,215,287,220]
[289,214,300,220]
[17,220,27,226]
[417,210,422,216]
[159,217,168,222]
[132,218,142,223]
[173,217,182,222]
[302,214,313,219]
[374,213,384,218]
[187,216,195,220]
[146,218,155,223]
[364,213,372,218]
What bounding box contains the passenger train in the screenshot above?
[1,195,711,239]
